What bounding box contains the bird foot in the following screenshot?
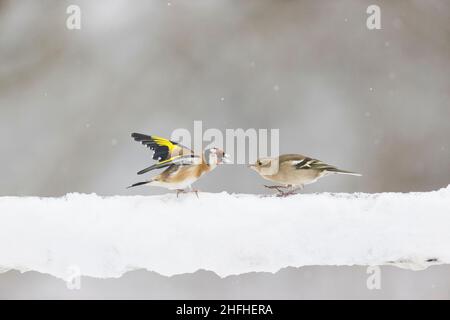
[264,185,288,194]
[176,189,200,198]
[276,190,298,197]
[176,189,187,198]
[191,189,200,198]
[264,185,287,197]
[277,185,303,197]
[264,185,302,197]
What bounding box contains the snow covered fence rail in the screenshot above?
[0,187,449,281]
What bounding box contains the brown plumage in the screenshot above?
[250,154,361,196]
[148,159,213,190]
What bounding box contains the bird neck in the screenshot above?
[201,155,217,170]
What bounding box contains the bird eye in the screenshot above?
[257,161,262,165]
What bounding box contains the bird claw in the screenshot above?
[264,185,287,193]
[276,190,297,197]
[176,189,200,198]
[264,185,288,195]
[176,189,186,198]
[264,185,286,189]
[264,185,302,197]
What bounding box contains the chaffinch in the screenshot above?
[250,154,361,196]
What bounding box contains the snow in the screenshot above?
[0,186,449,281]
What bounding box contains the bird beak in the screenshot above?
[222,153,232,164]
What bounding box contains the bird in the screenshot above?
[128,133,230,196]
[249,154,361,196]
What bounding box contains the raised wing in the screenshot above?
[131,133,193,162]
[131,133,198,175]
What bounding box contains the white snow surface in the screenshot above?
[1,187,450,281]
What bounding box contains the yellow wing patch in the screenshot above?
[131,132,191,163]
[151,136,177,152]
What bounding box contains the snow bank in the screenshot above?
[1,187,450,281]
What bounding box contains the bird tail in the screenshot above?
[327,169,362,176]
[127,179,153,189]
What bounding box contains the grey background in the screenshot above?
[0,0,449,299]
[1,266,450,300]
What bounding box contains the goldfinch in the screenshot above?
[128,133,230,196]
[249,154,361,196]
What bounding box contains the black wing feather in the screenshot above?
[131,133,178,161]
[294,157,313,169]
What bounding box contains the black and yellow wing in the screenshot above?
[131,133,198,175]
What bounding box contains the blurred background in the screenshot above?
[0,0,449,299]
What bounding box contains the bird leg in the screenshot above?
[191,189,200,198]
[188,186,200,198]
[176,189,187,198]
[264,185,289,195]
[275,185,304,197]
